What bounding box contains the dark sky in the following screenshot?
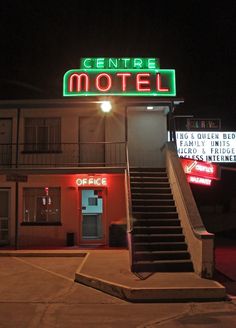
[1,1,235,128]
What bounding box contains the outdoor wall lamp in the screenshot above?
[100,100,112,113]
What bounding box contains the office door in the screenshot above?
[79,189,106,245]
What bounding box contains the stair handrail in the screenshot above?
[163,141,214,277]
[125,142,134,269]
[125,143,133,231]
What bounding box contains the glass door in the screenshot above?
[79,189,105,244]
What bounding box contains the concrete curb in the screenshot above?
[75,271,227,302]
[0,250,87,257]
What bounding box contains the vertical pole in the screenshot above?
[169,101,176,144]
[103,115,106,166]
[168,102,173,141]
[124,106,128,167]
[15,181,19,249]
[171,102,177,145]
[15,108,20,168]
[125,106,128,142]
[15,108,21,250]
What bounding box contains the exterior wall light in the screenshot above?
[100,101,112,113]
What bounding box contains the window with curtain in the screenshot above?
[23,187,61,223]
[24,118,61,152]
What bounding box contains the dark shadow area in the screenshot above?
[214,232,236,297]
[215,231,236,297]
[191,169,236,234]
[190,169,236,297]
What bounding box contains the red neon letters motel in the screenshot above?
[68,72,169,93]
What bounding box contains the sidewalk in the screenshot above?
[75,249,226,302]
[0,247,227,302]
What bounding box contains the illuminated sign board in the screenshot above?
[180,158,220,180]
[175,131,236,163]
[76,176,107,187]
[180,158,220,187]
[187,175,212,186]
[186,118,221,131]
[63,57,176,97]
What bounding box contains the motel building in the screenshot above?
[0,57,218,277]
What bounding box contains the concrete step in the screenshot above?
[129,168,194,273]
[130,167,166,173]
[133,212,179,219]
[133,242,188,251]
[132,259,194,272]
[131,187,171,194]
[133,219,181,226]
[130,172,167,178]
[134,250,191,261]
[132,199,175,206]
[131,176,169,183]
[131,182,170,188]
[133,226,182,234]
[132,205,176,212]
[132,193,173,200]
[133,234,185,243]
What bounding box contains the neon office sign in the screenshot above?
[76,176,107,187]
[63,57,176,97]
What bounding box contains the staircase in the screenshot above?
[130,167,193,272]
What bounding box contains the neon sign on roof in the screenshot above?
[63,57,176,97]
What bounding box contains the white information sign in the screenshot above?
[175,131,236,163]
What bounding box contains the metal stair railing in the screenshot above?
[125,143,134,270]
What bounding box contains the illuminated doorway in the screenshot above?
[79,189,106,245]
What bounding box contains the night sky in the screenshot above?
[1,1,235,128]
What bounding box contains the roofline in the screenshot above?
[0,97,184,109]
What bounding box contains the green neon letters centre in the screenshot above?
[63,58,176,97]
[81,57,160,69]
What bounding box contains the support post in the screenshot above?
[15,107,21,250]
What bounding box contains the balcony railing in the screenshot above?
[0,142,126,168]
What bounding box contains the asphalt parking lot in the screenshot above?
[0,256,236,328]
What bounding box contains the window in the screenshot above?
[88,197,98,206]
[24,118,61,152]
[23,188,61,224]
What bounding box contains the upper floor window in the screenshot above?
[24,118,61,152]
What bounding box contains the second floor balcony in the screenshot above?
[0,142,127,170]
